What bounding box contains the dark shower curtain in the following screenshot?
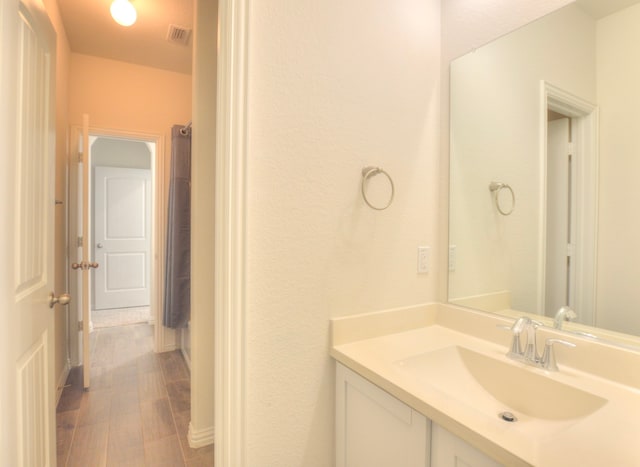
[163,124,191,328]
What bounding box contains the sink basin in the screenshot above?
[395,346,607,422]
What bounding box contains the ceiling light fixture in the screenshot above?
[110,0,137,27]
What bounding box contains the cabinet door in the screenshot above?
[336,363,429,467]
[431,424,503,467]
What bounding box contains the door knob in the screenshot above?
[97,243,103,248]
[49,292,71,308]
[71,261,100,270]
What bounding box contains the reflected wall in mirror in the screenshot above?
[448,0,640,346]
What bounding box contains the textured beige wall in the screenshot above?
[244,1,441,464]
[68,53,191,132]
[596,3,640,335]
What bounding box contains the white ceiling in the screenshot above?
[57,0,193,74]
[56,0,639,76]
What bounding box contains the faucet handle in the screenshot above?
[523,320,543,363]
[497,317,530,358]
[496,316,530,333]
[541,338,576,371]
[513,316,531,332]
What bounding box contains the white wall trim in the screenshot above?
[188,421,214,448]
[180,326,191,372]
[180,346,191,372]
[215,1,249,466]
[55,359,71,406]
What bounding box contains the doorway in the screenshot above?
[91,136,153,328]
[67,127,165,371]
[541,82,598,325]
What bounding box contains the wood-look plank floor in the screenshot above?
[56,324,213,466]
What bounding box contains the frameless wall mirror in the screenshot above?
[448,0,640,349]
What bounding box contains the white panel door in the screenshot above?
[93,166,152,309]
[0,0,57,464]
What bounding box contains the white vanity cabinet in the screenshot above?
[431,424,503,467]
[336,363,429,467]
[336,363,503,467]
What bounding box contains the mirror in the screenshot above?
[448,0,640,349]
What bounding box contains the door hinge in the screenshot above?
[77,320,83,331]
[78,151,83,163]
[567,243,575,257]
[77,236,83,247]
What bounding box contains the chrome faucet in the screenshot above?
[553,306,577,330]
[498,316,530,360]
[499,317,541,363]
[540,338,576,371]
[500,316,575,371]
[523,319,542,364]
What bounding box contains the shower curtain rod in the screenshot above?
[180,120,192,135]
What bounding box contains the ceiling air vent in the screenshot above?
[167,24,192,46]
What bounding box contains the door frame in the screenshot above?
[215,0,249,465]
[539,81,599,325]
[68,126,165,366]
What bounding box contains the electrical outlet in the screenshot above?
[417,246,429,274]
[449,245,456,271]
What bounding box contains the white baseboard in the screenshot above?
[188,422,214,448]
[157,327,178,353]
[161,342,178,352]
[55,359,71,406]
[180,346,191,372]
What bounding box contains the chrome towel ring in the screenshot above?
[489,181,515,216]
[361,166,394,210]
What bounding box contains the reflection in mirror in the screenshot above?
[448,0,640,349]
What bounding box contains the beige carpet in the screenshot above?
[91,306,151,328]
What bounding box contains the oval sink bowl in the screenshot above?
[395,346,607,421]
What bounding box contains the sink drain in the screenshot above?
[499,411,517,422]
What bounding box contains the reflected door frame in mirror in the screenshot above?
[540,81,598,326]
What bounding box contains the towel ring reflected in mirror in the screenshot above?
[361,166,395,210]
[489,181,515,216]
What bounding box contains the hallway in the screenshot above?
[91,306,152,329]
[56,324,212,466]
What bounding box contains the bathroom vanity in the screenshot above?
[331,304,640,467]
[336,362,501,467]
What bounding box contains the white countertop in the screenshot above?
[330,303,640,466]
